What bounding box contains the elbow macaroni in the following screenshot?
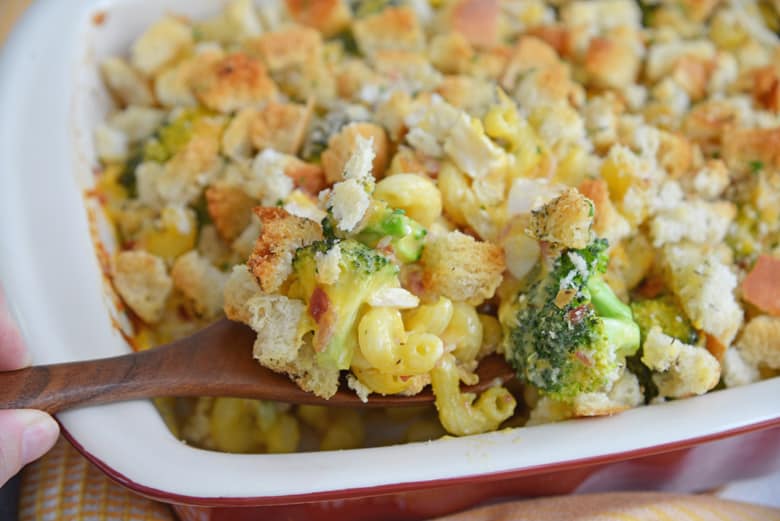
[432,354,516,436]
[358,307,444,376]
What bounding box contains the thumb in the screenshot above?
[0,409,59,487]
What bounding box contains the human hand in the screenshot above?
[0,288,59,487]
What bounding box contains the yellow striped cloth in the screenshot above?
[19,438,174,521]
[18,437,780,521]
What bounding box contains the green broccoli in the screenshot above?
[354,202,427,263]
[293,238,400,371]
[630,295,699,345]
[117,108,213,196]
[142,108,211,162]
[627,295,699,403]
[321,200,427,263]
[502,238,641,402]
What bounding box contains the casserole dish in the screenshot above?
[0,1,779,520]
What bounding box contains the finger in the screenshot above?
[0,410,59,487]
[0,288,29,371]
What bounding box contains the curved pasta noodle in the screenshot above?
[403,296,454,336]
[441,302,483,363]
[374,173,443,226]
[358,307,444,375]
[431,354,516,436]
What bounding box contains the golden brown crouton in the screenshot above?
[192,53,278,113]
[223,264,263,323]
[284,159,327,195]
[526,24,573,59]
[335,59,382,100]
[248,25,323,72]
[223,266,339,398]
[722,127,780,174]
[352,6,425,57]
[577,178,629,245]
[657,131,694,178]
[250,100,314,155]
[157,118,223,205]
[285,0,352,37]
[206,182,257,242]
[428,32,475,74]
[421,231,505,305]
[375,90,412,141]
[584,33,640,90]
[436,75,496,117]
[371,51,443,93]
[528,188,594,250]
[100,58,155,107]
[113,250,172,324]
[171,251,229,319]
[131,16,194,76]
[500,36,560,90]
[247,207,323,292]
[466,46,513,81]
[443,0,501,50]
[321,123,389,184]
[672,55,714,101]
[221,107,258,159]
[751,65,780,113]
[682,100,739,153]
[387,146,428,177]
[737,315,780,369]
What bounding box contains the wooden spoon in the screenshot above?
[0,318,516,413]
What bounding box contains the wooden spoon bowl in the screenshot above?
[0,318,516,413]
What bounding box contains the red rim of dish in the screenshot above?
[59,415,780,507]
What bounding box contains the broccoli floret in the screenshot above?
[627,295,699,403]
[502,238,641,402]
[355,202,427,262]
[293,239,400,371]
[630,295,699,345]
[143,108,212,163]
[321,200,427,263]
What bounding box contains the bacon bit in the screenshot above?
[566,305,589,325]
[574,351,593,366]
[554,288,577,309]
[309,286,330,322]
[539,240,561,262]
[177,304,193,321]
[705,333,727,362]
[635,274,666,299]
[461,226,482,240]
[741,254,780,316]
[285,162,326,195]
[399,375,411,382]
[402,266,426,297]
[309,286,336,352]
[92,11,107,25]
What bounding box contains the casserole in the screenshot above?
[0,1,779,520]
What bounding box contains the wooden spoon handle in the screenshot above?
[1,350,170,413]
[0,319,257,414]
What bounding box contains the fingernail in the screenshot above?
[19,411,59,465]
